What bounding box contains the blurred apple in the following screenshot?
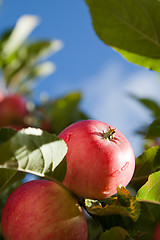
[1,180,88,240]
[0,94,28,130]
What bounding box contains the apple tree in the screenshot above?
[0,0,160,239]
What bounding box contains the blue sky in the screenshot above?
[0,0,160,156]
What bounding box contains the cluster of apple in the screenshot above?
[1,120,135,240]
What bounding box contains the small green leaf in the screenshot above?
[85,187,140,222]
[28,62,56,79]
[137,171,160,204]
[146,118,160,138]
[0,127,67,182]
[99,227,131,240]
[26,40,63,61]
[85,0,160,72]
[131,146,160,186]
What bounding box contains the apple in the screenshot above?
[1,180,88,240]
[0,94,28,129]
[59,119,135,200]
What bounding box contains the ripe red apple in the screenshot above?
[59,119,135,200]
[1,180,88,240]
[0,94,28,129]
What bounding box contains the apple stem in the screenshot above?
[101,126,116,140]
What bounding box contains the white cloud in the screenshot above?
[81,62,160,156]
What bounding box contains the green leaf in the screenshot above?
[17,61,56,93]
[87,217,103,240]
[0,128,26,192]
[26,40,63,61]
[131,146,160,188]
[128,203,155,240]
[0,169,25,193]
[27,62,56,79]
[85,187,140,222]
[0,127,67,182]
[146,118,160,138]
[137,171,160,204]
[85,0,160,72]
[99,227,131,240]
[50,92,86,133]
[2,15,40,56]
[4,40,62,87]
[0,128,17,145]
[115,47,160,73]
[0,30,12,62]
[0,15,63,89]
[42,92,88,134]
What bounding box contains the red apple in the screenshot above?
[1,180,88,240]
[0,94,28,129]
[59,119,135,200]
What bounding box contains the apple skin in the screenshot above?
[0,94,28,129]
[1,180,88,240]
[59,119,135,200]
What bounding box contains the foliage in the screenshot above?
[0,0,160,239]
[137,171,160,204]
[85,0,160,73]
[37,91,88,134]
[99,227,131,240]
[0,128,67,183]
[0,15,88,132]
[0,15,62,93]
[85,187,140,222]
[146,118,160,139]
